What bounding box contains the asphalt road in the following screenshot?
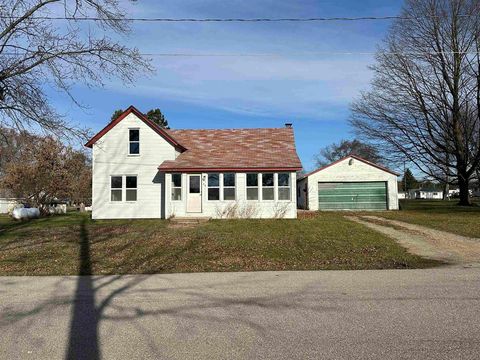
[1,268,480,360]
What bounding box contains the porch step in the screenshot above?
[169,217,211,227]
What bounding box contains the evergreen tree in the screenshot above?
[402,169,418,191]
[110,108,169,128]
[111,109,124,121]
[146,109,169,128]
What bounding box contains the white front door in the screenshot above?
[187,174,202,213]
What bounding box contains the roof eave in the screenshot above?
[157,166,303,173]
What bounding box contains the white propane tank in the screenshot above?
[12,207,40,220]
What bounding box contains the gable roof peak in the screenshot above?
[299,154,399,180]
[84,106,184,150]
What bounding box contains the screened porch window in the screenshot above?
[262,173,274,200]
[223,173,236,200]
[246,173,259,200]
[208,173,220,200]
[278,173,291,200]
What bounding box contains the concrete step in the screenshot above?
[169,217,211,225]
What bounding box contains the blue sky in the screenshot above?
[52,0,404,171]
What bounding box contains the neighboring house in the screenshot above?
[398,191,407,200]
[0,198,20,214]
[297,155,399,211]
[85,106,302,219]
[0,189,20,214]
[448,188,460,198]
[409,189,443,200]
[472,181,480,197]
[446,188,476,198]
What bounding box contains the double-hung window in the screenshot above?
[246,173,259,200]
[171,174,182,200]
[126,176,137,201]
[208,173,220,200]
[129,129,140,155]
[277,173,291,200]
[262,173,274,200]
[111,176,122,201]
[110,175,137,202]
[223,173,236,200]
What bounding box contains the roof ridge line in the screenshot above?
[168,127,292,131]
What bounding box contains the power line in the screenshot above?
[138,51,480,57]
[0,14,478,22]
[2,51,480,57]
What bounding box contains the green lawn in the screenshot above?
[0,212,440,275]
[372,199,480,238]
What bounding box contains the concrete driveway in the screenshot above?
[348,215,480,265]
[1,269,480,360]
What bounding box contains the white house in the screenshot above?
[409,189,443,200]
[85,106,303,219]
[297,155,399,211]
[0,189,20,214]
[448,188,460,198]
[0,198,19,214]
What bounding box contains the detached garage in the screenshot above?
[297,155,399,211]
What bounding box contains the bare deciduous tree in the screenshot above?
[3,135,91,214]
[314,139,382,167]
[0,0,153,139]
[0,126,34,176]
[351,0,480,205]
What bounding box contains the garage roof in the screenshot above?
[299,155,399,180]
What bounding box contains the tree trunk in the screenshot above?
[443,182,449,200]
[457,174,470,206]
[443,153,449,200]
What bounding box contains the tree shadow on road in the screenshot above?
[64,217,153,359]
[0,217,335,359]
[65,216,100,360]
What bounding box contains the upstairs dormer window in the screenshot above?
[129,129,140,155]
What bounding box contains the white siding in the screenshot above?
[0,198,19,214]
[92,113,177,219]
[299,157,399,211]
[411,190,443,200]
[165,172,297,219]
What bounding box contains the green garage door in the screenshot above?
[318,182,387,210]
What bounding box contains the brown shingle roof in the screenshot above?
[159,128,302,172]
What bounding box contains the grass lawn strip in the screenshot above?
[369,200,480,239]
[0,211,440,275]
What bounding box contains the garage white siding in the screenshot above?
[298,157,399,211]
